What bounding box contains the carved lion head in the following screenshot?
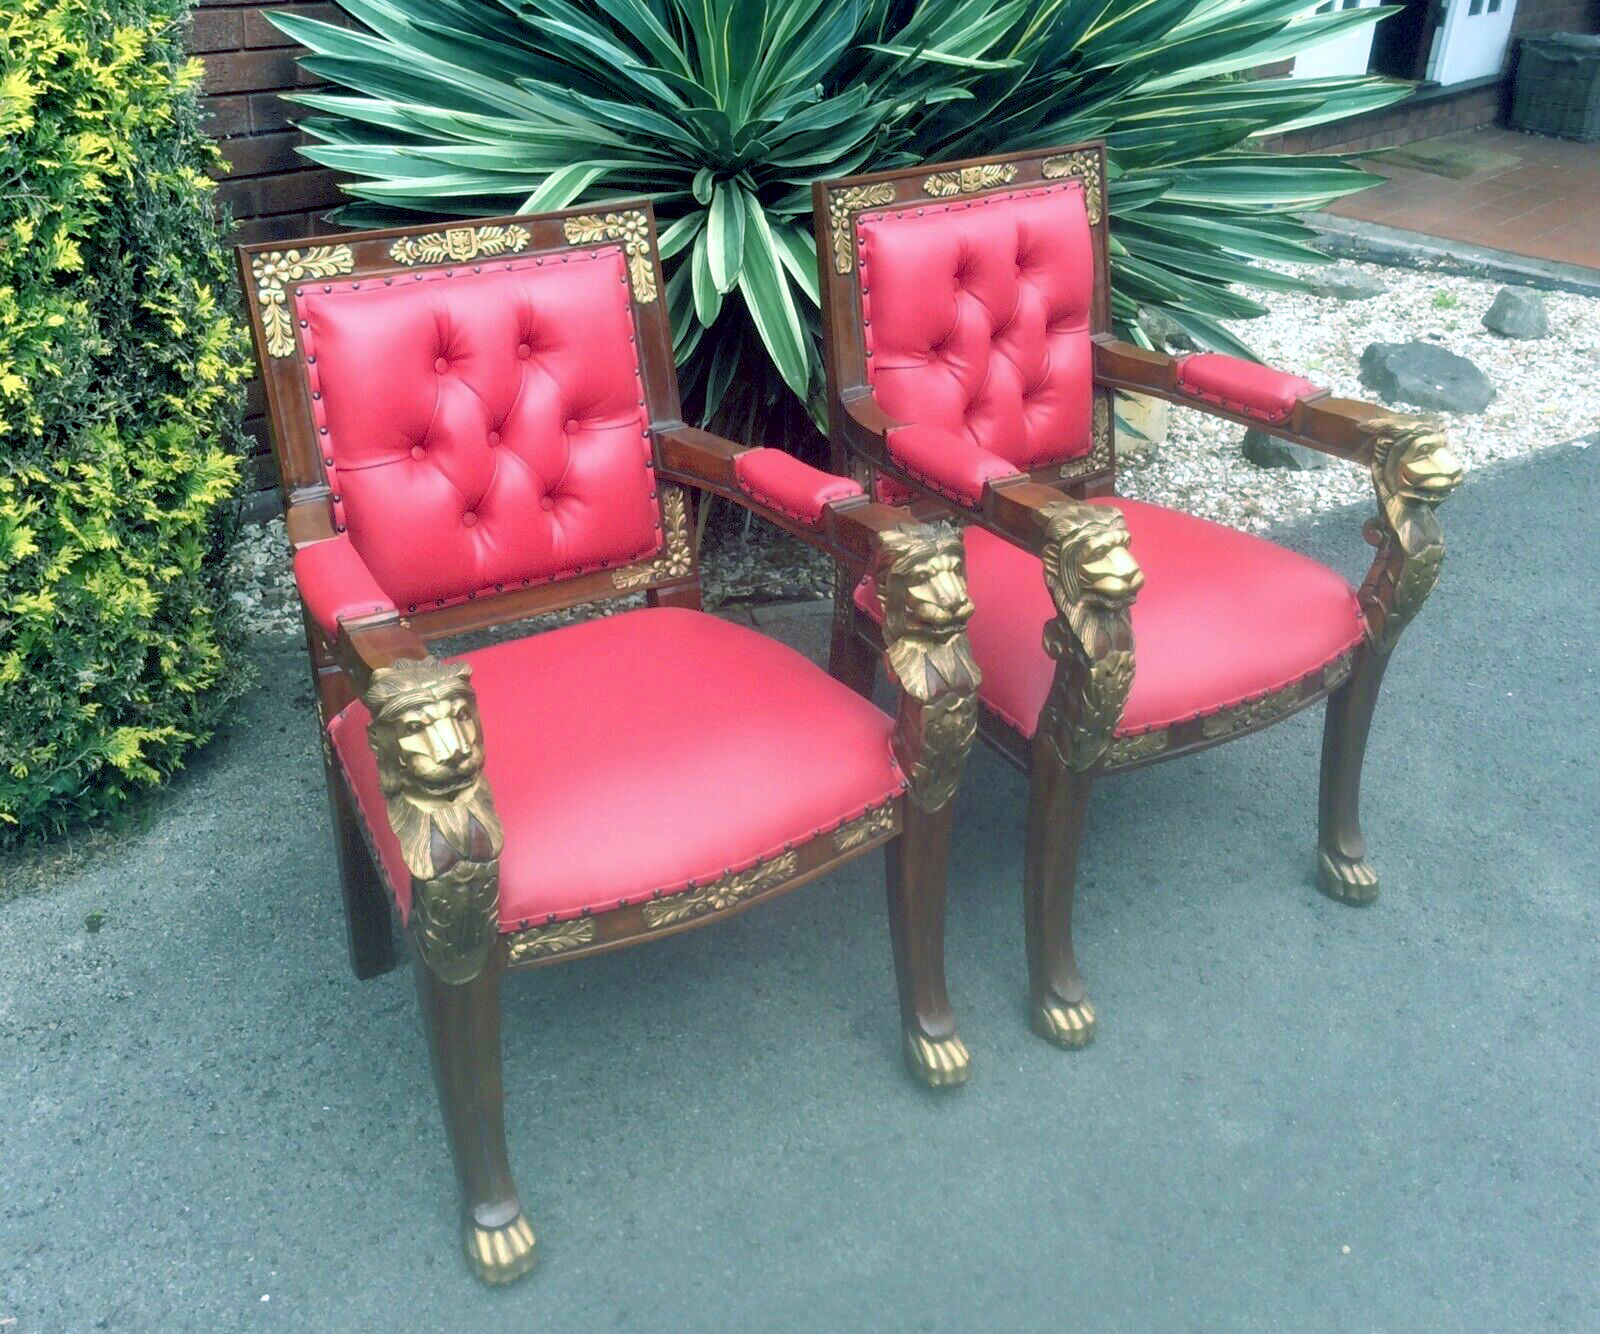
[364,658,485,802]
[1370,417,1464,506]
[871,524,975,647]
[1040,502,1142,616]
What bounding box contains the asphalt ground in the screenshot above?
[2,441,1595,1331]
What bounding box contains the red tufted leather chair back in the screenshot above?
[294,250,660,612]
[855,183,1096,470]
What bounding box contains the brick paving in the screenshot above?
[1327,127,1600,272]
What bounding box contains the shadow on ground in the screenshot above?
[2,446,1595,1331]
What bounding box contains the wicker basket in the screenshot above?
[1509,33,1600,143]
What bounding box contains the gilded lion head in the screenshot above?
[1040,502,1142,617]
[1370,417,1464,507]
[872,524,975,647]
[364,658,485,802]
[871,524,979,705]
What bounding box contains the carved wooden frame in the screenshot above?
[238,201,985,1284]
[813,143,1464,1046]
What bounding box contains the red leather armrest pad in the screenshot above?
[1174,353,1322,424]
[733,447,863,526]
[293,535,397,639]
[886,422,1023,504]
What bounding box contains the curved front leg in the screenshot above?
[1318,418,1464,904]
[871,526,981,1088]
[363,658,534,1284]
[1028,502,1142,1047]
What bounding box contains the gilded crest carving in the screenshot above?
[562,210,657,301]
[871,525,981,811]
[922,163,1018,198]
[1036,501,1142,771]
[388,224,531,267]
[643,851,799,929]
[1101,730,1169,767]
[1041,151,1103,225]
[613,485,693,589]
[828,183,896,274]
[251,245,355,357]
[506,916,596,964]
[833,803,898,853]
[364,658,503,984]
[1199,683,1303,740]
[1362,417,1464,653]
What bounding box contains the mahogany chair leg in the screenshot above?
[885,801,969,1088]
[828,618,879,701]
[1317,648,1390,906]
[1023,740,1097,1048]
[412,949,537,1285]
[325,760,396,980]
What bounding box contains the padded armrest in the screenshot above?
[733,447,863,527]
[294,535,397,639]
[1173,353,1323,425]
[886,422,1023,505]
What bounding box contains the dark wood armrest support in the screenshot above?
[287,487,504,987]
[655,423,926,569]
[1091,335,1388,464]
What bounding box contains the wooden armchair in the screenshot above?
[813,145,1464,1048]
[237,203,981,1285]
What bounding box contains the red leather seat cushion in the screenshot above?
[295,251,660,613]
[857,499,1364,737]
[856,184,1095,472]
[330,608,905,927]
[1174,354,1322,424]
[733,447,863,525]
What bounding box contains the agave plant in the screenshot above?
[275,1,1405,433]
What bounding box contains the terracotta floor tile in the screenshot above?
[1322,128,1600,269]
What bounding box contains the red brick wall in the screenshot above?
[194,3,351,500]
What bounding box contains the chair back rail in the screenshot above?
[236,202,695,645]
[812,143,1116,499]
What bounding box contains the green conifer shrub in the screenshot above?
[1,0,249,842]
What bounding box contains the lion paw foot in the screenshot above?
[904,1030,970,1089]
[1032,998,1097,1049]
[463,1212,537,1285]
[1318,849,1379,906]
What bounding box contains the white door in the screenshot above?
[1292,0,1383,80]
[1428,0,1520,85]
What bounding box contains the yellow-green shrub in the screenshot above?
[1,0,249,842]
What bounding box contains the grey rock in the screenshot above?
[1481,286,1550,340]
[1359,341,1495,414]
[1136,305,1198,352]
[1242,427,1332,471]
[1305,265,1387,301]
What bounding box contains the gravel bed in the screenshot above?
[1118,259,1600,530]
[225,260,1598,635]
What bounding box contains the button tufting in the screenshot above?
[462,511,478,528]
[564,418,579,434]
[411,445,426,461]
[487,430,500,446]
[517,343,531,358]
[540,497,554,512]
[434,357,449,373]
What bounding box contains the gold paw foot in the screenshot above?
[463,1212,537,1285]
[1032,998,1097,1049]
[1318,849,1379,906]
[904,1031,970,1089]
